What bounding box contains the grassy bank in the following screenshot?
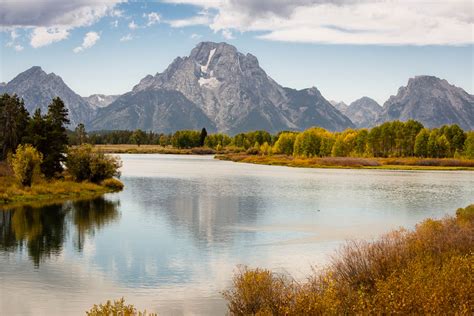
[0,162,123,208]
[216,154,474,170]
[224,204,474,315]
[92,144,217,155]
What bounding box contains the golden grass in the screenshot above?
[0,161,123,208]
[223,205,474,315]
[216,154,474,171]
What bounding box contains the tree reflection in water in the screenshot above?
[0,197,120,267]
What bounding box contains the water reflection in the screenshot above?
[126,176,261,247]
[0,197,119,266]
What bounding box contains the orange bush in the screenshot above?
[223,205,474,315]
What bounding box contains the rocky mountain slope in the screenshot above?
[84,94,119,109]
[118,41,354,134]
[344,97,382,128]
[329,100,348,113]
[0,66,92,126]
[88,89,216,133]
[377,76,474,130]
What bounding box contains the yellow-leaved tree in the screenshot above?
[10,144,43,187]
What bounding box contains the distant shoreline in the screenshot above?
[215,154,474,171]
[91,145,474,171]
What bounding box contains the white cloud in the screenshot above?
[14,44,24,51]
[167,13,211,28]
[128,20,138,30]
[190,33,202,39]
[73,31,100,53]
[111,20,119,28]
[120,33,133,42]
[30,27,70,48]
[221,29,234,39]
[164,0,474,45]
[111,9,124,18]
[0,0,123,28]
[146,12,161,26]
[0,0,122,47]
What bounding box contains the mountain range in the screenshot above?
[1,42,472,132]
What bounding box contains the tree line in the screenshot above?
[71,122,474,159]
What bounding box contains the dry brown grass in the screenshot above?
[223,205,474,315]
[216,154,474,170]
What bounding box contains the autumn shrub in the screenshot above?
[223,204,474,315]
[10,144,43,187]
[66,145,122,183]
[101,178,124,191]
[86,298,156,316]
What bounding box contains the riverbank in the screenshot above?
[223,204,474,315]
[0,163,123,208]
[216,154,474,170]
[92,144,217,155]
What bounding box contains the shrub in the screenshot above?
[101,178,124,191]
[66,145,121,183]
[10,144,43,187]
[86,298,156,316]
[223,204,474,315]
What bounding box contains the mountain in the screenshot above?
[124,41,354,134]
[377,76,474,130]
[330,100,348,113]
[84,94,119,109]
[88,89,216,133]
[344,97,382,128]
[0,66,92,127]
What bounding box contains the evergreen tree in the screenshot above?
[0,94,29,159]
[42,97,70,178]
[199,127,208,147]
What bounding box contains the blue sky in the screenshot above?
[0,0,473,105]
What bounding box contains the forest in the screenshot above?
[72,118,474,160]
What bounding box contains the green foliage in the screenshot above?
[66,145,122,183]
[464,132,474,159]
[223,204,474,315]
[10,144,43,187]
[414,128,430,157]
[130,129,147,147]
[0,94,29,160]
[69,123,88,145]
[172,130,201,148]
[273,132,297,155]
[37,97,70,178]
[205,133,232,149]
[233,131,272,149]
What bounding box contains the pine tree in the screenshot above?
[0,94,30,159]
[42,97,70,178]
[199,127,208,147]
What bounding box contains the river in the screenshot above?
[1,154,473,315]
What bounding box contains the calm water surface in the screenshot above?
[1,154,473,315]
